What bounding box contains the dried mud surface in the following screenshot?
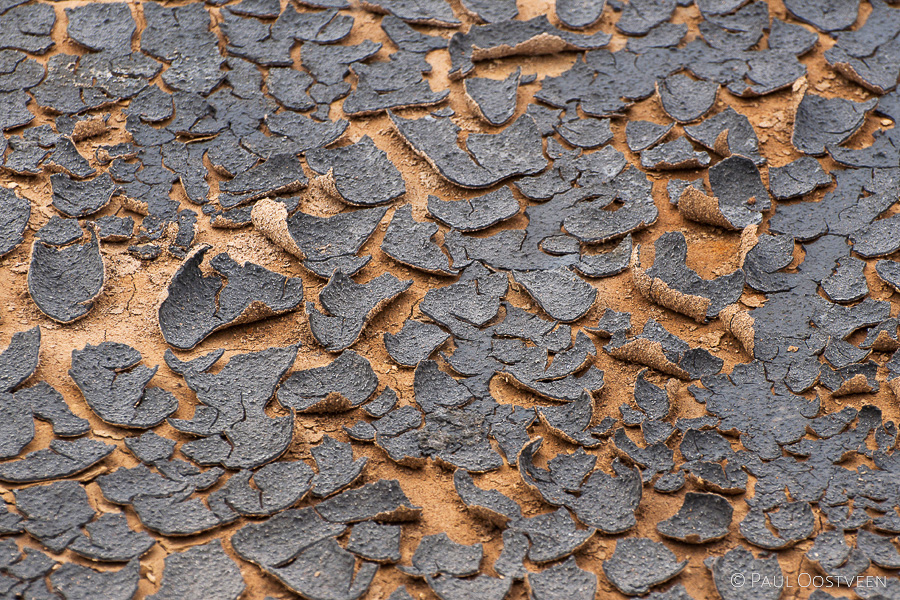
[1,0,899,599]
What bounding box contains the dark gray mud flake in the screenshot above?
[557,0,605,29]
[382,204,455,275]
[381,15,449,52]
[221,460,314,516]
[307,271,412,352]
[158,245,304,350]
[93,215,134,242]
[683,107,764,165]
[616,0,676,36]
[768,18,818,55]
[792,92,876,156]
[464,69,520,126]
[391,113,546,188]
[527,556,596,600]
[68,513,155,563]
[427,188,519,232]
[50,173,116,218]
[37,216,83,247]
[784,0,860,32]
[348,521,402,563]
[512,267,596,322]
[311,435,367,497]
[605,318,723,380]
[447,16,610,80]
[385,320,450,367]
[602,538,687,596]
[399,533,482,578]
[706,546,783,600]
[568,459,642,534]
[279,350,377,412]
[306,136,406,207]
[640,137,710,170]
[15,480,96,552]
[0,188,29,257]
[50,558,140,600]
[633,231,744,323]
[218,153,307,209]
[316,479,422,523]
[27,226,104,324]
[625,120,673,152]
[767,156,831,200]
[70,341,177,429]
[16,381,89,437]
[148,540,245,600]
[0,439,114,483]
[657,74,718,123]
[453,469,522,526]
[657,492,733,543]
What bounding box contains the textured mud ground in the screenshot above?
[2,0,900,598]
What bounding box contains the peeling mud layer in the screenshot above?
[2,0,900,599]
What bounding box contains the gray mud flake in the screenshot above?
[453,469,522,526]
[279,350,377,412]
[363,387,399,418]
[390,113,546,188]
[641,137,710,170]
[768,156,831,200]
[657,492,733,543]
[537,391,605,447]
[511,508,594,563]
[784,0,860,32]
[50,559,139,600]
[464,69,520,126]
[447,16,610,80]
[0,438,114,483]
[603,538,687,596]
[68,513,155,563]
[385,319,450,367]
[158,245,304,350]
[37,216,83,247]
[605,318,723,380]
[625,120,673,152]
[50,173,115,219]
[16,381,89,437]
[557,0,605,29]
[221,461,314,516]
[632,231,745,322]
[348,521,402,563]
[70,341,177,429]
[769,18,818,55]
[617,0,676,35]
[93,215,134,242]
[657,74,718,123]
[0,188,29,257]
[148,540,245,600]
[705,546,783,600]
[382,204,455,275]
[15,480,96,552]
[311,435,367,497]
[399,533,482,578]
[361,0,460,27]
[568,459,642,534]
[427,188,518,232]
[792,92,876,156]
[459,0,517,22]
[527,556,596,600]
[821,256,868,303]
[316,479,422,523]
[218,153,307,209]
[307,271,412,352]
[683,107,764,165]
[381,15,448,52]
[266,538,378,600]
[306,136,406,207]
[0,326,40,393]
[512,267,596,322]
[27,226,104,324]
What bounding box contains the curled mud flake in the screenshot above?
[316,479,422,523]
[158,245,304,350]
[447,16,610,80]
[385,319,450,367]
[221,461,314,517]
[348,521,402,563]
[632,231,745,322]
[399,533,483,578]
[278,350,377,413]
[306,136,405,206]
[310,435,367,498]
[683,107,764,165]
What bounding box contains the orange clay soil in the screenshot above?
[1,0,899,598]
